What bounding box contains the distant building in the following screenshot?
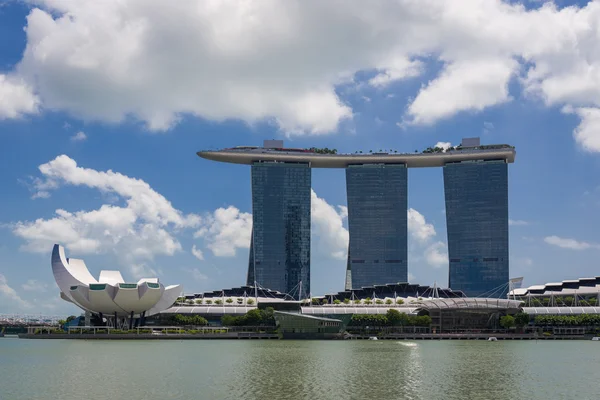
[444,160,509,297]
[345,163,408,289]
[247,161,311,299]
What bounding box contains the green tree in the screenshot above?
[343,298,350,304]
[375,299,384,304]
[500,315,515,330]
[221,315,236,326]
[386,309,403,326]
[226,298,233,304]
[215,299,223,305]
[514,313,530,328]
[385,299,393,305]
[322,298,329,305]
[396,299,404,305]
[195,299,203,304]
[205,299,213,305]
[246,298,255,305]
[354,299,361,304]
[333,299,341,305]
[364,297,372,305]
[311,298,320,305]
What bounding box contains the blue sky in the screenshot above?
[1,0,600,315]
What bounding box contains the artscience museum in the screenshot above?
[52,244,182,328]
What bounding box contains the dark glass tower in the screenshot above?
[246,162,311,299]
[345,163,408,289]
[444,160,509,297]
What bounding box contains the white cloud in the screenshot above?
[368,58,423,88]
[0,274,31,309]
[21,279,48,292]
[544,235,598,250]
[70,131,87,142]
[311,190,349,260]
[407,208,448,269]
[434,142,453,152]
[191,245,204,261]
[424,241,448,268]
[0,74,39,119]
[407,208,436,243]
[194,206,252,257]
[13,155,200,277]
[509,219,529,226]
[563,106,600,153]
[407,58,517,125]
[3,0,600,143]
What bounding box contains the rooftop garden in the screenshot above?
[308,147,338,154]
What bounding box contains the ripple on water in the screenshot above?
[1,339,600,400]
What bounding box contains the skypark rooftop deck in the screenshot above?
[197,144,516,168]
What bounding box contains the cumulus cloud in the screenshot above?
[563,106,600,153]
[407,208,436,243]
[191,245,204,261]
[0,74,39,119]
[12,155,200,277]
[1,0,599,143]
[406,58,517,125]
[544,235,599,250]
[194,206,252,257]
[70,131,87,142]
[407,208,448,269]
[311,190,349,260]
[424,242,449,268]
[434,142,453,152]
[0,274,31,310]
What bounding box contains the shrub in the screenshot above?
[343,299,350,304]
[354,299,361,304]
[385,299,393,305]
[226,298,233,304]
[375,299,384,304]
[205,300,213,305]
[246,298,255,305]
[333,299,341,305]
[195,299,203,305]
[170,314,208,326]
[215,299,223,305]
[396,299,404,305]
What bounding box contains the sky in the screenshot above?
[1,0,600,316]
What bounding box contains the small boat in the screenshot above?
[488,337,498,341]
[368,336,378,341]
[591,337,600,341]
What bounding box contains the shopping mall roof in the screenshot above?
[522,307,600,315]
[416,298,523,310]
[509,276,600,297]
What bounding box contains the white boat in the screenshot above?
[488,337,498,341]
[368,336,378,341]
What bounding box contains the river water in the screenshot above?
[1,337,599,400]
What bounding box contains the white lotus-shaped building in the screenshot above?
[52,244,181,319]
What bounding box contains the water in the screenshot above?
[1,337,599,400]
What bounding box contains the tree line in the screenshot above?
[221,308,275,327]
[349,310,431,327]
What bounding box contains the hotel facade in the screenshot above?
[198,138,515,298]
